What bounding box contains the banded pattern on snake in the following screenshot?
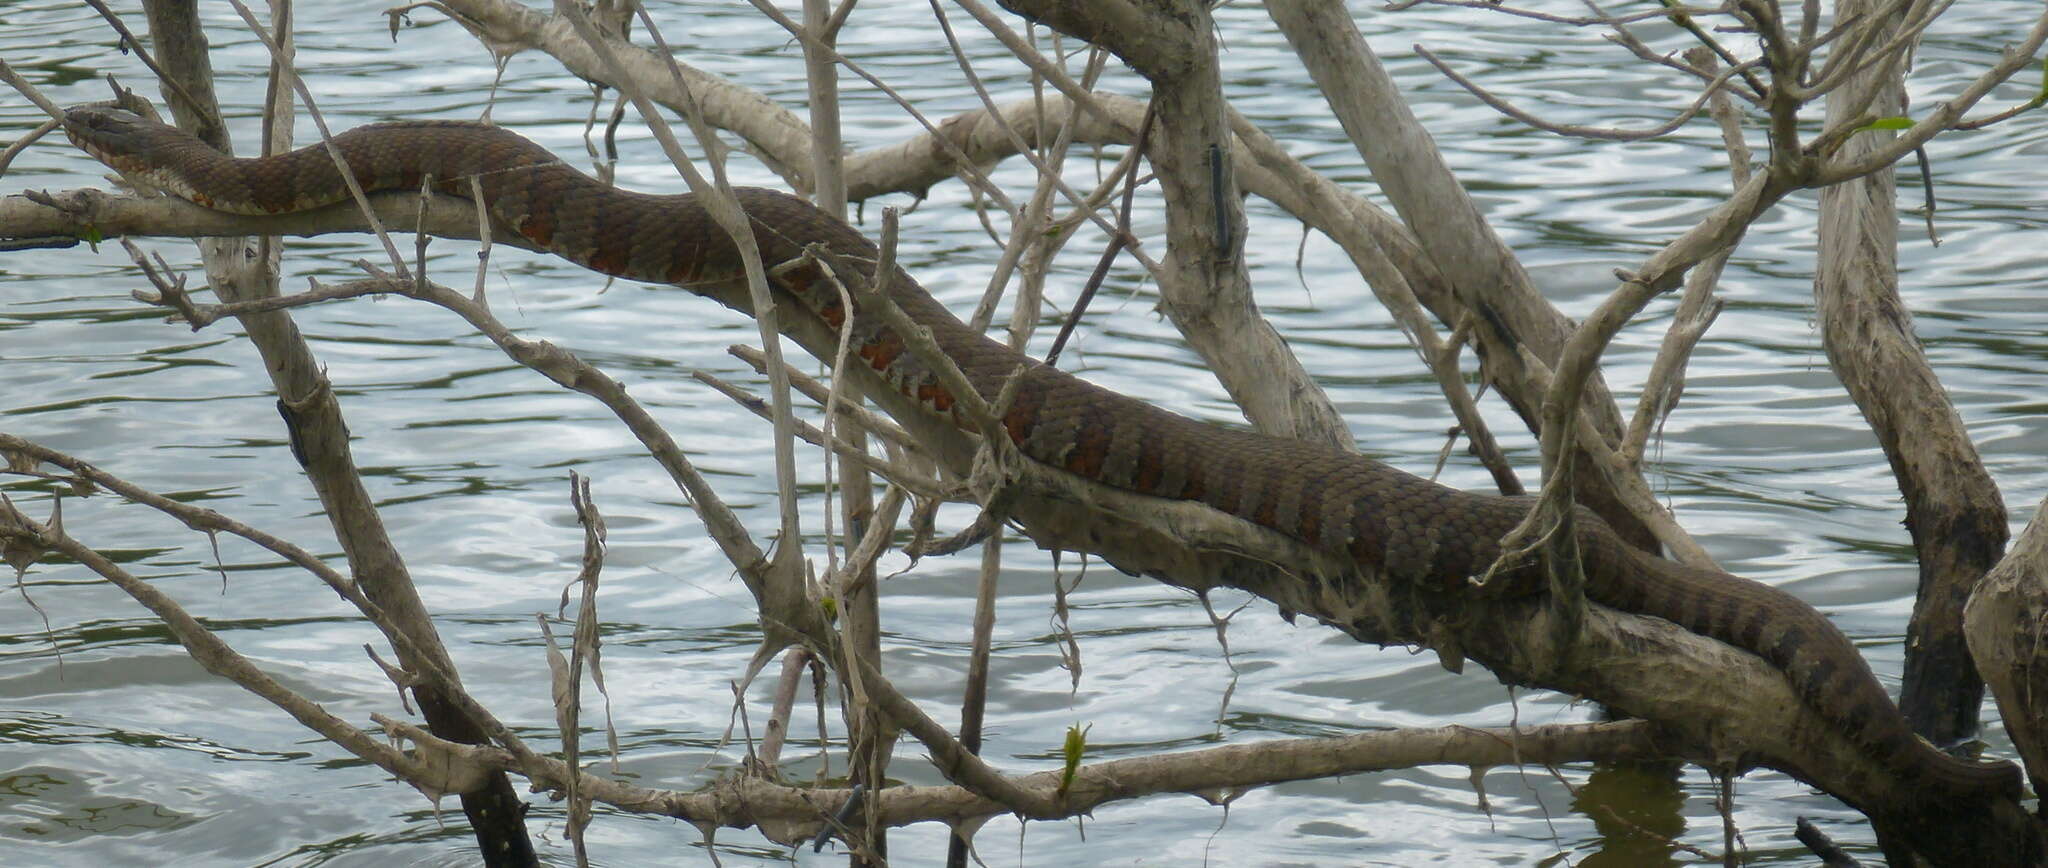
[61,105,2020,802]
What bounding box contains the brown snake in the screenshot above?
[63,106,2019,801]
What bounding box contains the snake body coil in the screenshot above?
[63,106,2019,802]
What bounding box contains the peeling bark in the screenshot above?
[1814,0,2006,746]
[1966,495,2048,809]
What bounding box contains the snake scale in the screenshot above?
[63,105,2019,801]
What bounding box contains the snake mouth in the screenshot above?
[62,107,131,164]
[60,106,216,205]
[62,106,159,163]
[64,136,144,180]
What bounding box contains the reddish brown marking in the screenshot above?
[1063,409,1112,478]
[817,298,847,330]
[585,242,622,276]
[1252,485,1280,529]
[1211,460,1240,515]
[1003,388,1044,444]
[1347,516,1383,564]
[522,212,555,247]
[1295,481,1325,546]
[1063,440,1105,477]
[1178,460,1206,502]
[778,265,818,294]
[858,331,904,373]
[521,167,558,247]
[913,383,955,412]
[1130,443,1165,493]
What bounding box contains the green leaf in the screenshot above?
[1857,117,1914,131]
[1057,722,1091,798]
[81,225,103,252]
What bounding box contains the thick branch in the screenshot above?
[1266,0,1659,550]
[478,720,1671,835]
[135,1,536,858]
[996,0,1355,449]
[35,163,2029,855]
[1813,0,2004,747]
[1965,493,2048,804]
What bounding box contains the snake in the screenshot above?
[61,105,2020,802]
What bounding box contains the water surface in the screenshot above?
[2,1,2044,865]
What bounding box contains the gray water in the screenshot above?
[2,1,2045,865]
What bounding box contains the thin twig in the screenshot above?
[1386,0,1732,27]
[1813,9,2048,184]
[1044,101,1153,366]
[692,371,948,499]
[222,0,413,282]
[1624,48,1743,467]
[0,435,553,773]
[724,345,930,461]
[78,0,209,131]
[1417,44,1764,142]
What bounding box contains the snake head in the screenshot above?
[61,106,155,164]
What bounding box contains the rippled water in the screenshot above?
[2,1,2044,865]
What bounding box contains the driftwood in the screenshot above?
[2,0,2045,864]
